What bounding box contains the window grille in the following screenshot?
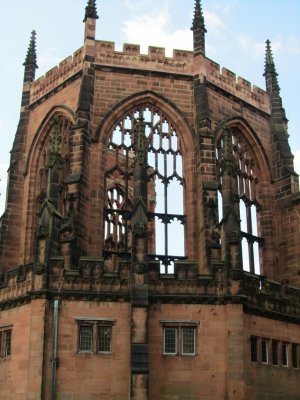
[79,325,93,352]
[98,326,112,353]
[0,328,12,358]
[182,328,196,355]
[164,328,177,355]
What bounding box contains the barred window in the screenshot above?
[162,321,198,357]
[0,328,12,358]
[164,328,177,355]
[98,326,112,353]
[182,328,196,355]
[79,325,93,352]
[77,319,115,354]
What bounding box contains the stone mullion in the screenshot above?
[130,115,149,400]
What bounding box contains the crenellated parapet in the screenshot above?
[1,261,300,322]
[29,47,84,104]
[206,60,269,113]
[94,41,194,74]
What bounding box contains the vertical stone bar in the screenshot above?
[130,112,149,400]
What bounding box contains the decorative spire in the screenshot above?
[264,39,280,93]
[191,0,207,56]
[23,30,38,68]
[83,0,99,22]
[191,0,206,31]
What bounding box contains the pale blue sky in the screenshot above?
[0,0,299,214]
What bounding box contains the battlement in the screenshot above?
[30,47,84,104]
[94,40,194,74]
[206,59,269,113]
[28,40,269,112]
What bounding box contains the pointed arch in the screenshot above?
[95,90,195,153]
[215,116,272,182]
[25,105,76,176]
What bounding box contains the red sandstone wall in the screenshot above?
[244,314,300,399]
[43,300,131,400]
[148,303,245,400]
[0,300,46,400]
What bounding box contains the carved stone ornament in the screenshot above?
[227,231,240,244]
[35,263,46,275]
[132,222,148,237]
[133,262,147,274]
[36,224,49,239]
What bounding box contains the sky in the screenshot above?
[0,0,299,215]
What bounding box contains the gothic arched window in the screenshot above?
[216,127,263,274]
[38,116,72,214]
[104,105,185,273]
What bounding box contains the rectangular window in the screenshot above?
[182,328,196,355]
[0,328,12,358]
[272,340,279,366]
[261,338,268,364]
[292,344,298,368]
[250,336,258,362]
[79,325,93,352]
[282,343,288,367]
[164,328,177,355]
[98,326,112,353]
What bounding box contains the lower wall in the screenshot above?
[1,300,300,400]
[45,300,131,400]
[244,314,300,399]
[148,303,245,400]
[0,299,46,400]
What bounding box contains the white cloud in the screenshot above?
[122,5,192,56]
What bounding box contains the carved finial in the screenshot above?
[264,39,280,93]
[191,0,206,31]
[23,30,38,68]
[191,0,206,56]
[83,0,99,22]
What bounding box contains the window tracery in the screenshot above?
[104,105,185,273]
[216,127,262,274]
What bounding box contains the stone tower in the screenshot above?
[0,1,300,399]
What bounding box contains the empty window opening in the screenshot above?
[282,343,288,367]
[272,340,279,365]
[250,336,258,362]
[105,106,186,273]
[216,129,262,274]
[261,338,268,364]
